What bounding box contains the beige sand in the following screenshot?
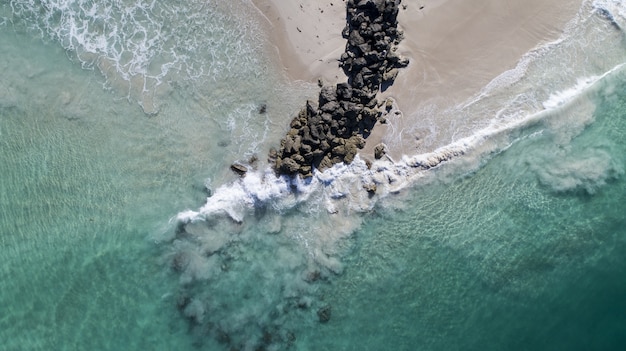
[251,0,583,159]
[251,0,347,83]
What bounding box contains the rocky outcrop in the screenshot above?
[273,0,408,177]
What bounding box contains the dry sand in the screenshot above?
[251,0,347,83]
[251,0,583,159]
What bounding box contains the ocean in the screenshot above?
[0,0,624,350]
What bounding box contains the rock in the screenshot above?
[291,118,303,129]
[292,135,302,153]
[321,100,340,113]
[382,68,399,82]
[319,85,337,105]
[363,182,377,195]
[317,305,332,323]
[357,43,372,54]
[248,154,258,166]
[306,100,318,116]
[268,147,278,161]
[385,98,393,111]
[336,82,353,100]
[230,163,248,176]
[283,135,295,154]
[374,143,387,159]
[318,155,334,170]
[348,30,365,45]
[279,157,300,174]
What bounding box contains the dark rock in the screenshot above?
[348,30,365,45]
[248,154,258,166]
[321,101,340,113]
[352,57,368,70]
[230,163,248,176]
[374,143,387,159]
[290,118,302,129]
[363,182,377,195]
[279,157,300,174]
[306,100,318,116]
[283,135,295,154]
[382,68,398,83]
[357,43,372,54]
[271,0,406,178]
[332,145,347,157]
[258,103,267,114]
[319,85,337,105]
[318,155,334,170]
[268,147,278,161]
[336,82,353,100]
[352,72,365,88]
[385,98,393,111]
[317,305,332,323]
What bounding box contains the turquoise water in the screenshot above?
[1,0,625,350]
[306,77,626,350]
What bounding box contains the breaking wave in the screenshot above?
[4,0,263,114]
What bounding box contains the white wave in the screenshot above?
[7,0,263,114]
[593,0,626,28]
[177,58,624,238]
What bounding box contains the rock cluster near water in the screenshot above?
[271,0,408,178]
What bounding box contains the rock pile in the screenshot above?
[272,0,408,177]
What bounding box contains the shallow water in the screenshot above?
[1,0,625,350]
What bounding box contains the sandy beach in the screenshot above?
[251,0,347,83]
[251,0,583,159]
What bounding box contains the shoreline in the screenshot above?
[250,0,583,163]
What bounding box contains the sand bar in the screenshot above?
[251,0,583,159]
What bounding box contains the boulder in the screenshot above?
[383,68,399,82]
[319,85,337,105]
[363,182,377,195]
[348,30,365,45]
[374,143,387,159]
[317,305,332,323]
[321,101,340,113]
[279,157,301,174]
[336,82,353,100]
[230,163,248,176]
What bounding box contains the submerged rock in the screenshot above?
[317,305,332,323]
[363,182,377,195]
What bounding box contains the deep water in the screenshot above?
[1,0,625,350]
